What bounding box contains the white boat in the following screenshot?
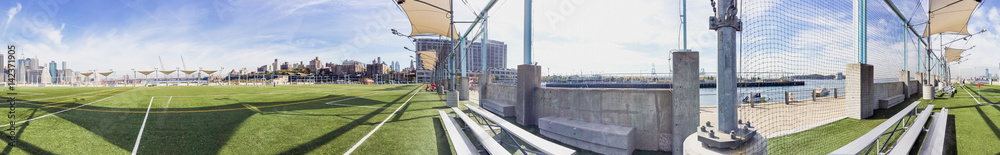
[813,87,830,97]
[742,92,769,104]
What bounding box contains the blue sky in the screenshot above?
[1,0,998,78]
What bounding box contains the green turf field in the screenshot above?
[0,84,477,154]
[768,83,1000,154]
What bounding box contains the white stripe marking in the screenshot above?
[164,96,173,110]
[0,88,136,128]
[343,88,421,155]
[327,103,388,109]
[324,91,390,109]
[961,84,982,104]
[325,91,389,105]
[131,97,156,155]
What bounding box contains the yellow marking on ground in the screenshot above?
[37,89,126,106]
[241,103,261,113]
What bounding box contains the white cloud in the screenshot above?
[2,2,21,37]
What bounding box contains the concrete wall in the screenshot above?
[871,82,904,108]
[908,80,921,96]
[846,63,874,119]
[534,87,674,151]
[485,83,517,104]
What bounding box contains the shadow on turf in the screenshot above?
[8,85,421,154]
[0,108,55,155]
[278,85,418,154]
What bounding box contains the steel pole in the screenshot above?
[716,0,739,132]
[682,0,688,50]
[524,0,532,64]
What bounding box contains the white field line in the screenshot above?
[0,88,119,105]
[0,88,137,128]
[164,97,173,110]
[325,91,390,109]
[131,96,158,155]
[326,104,389,109]
[343,88,421,155]
[961,84,983,105]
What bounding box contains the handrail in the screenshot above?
[438,110,479,155]
[887,105,935,155]
[830,101,921,154]
[464,104,576,155]
[452,107,511,155]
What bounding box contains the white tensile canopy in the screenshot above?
[397,0,459,39]
[417,50,438,70]
[944,47,966,63]
[924,0,982,37]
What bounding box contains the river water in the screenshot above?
[699,79,901,106]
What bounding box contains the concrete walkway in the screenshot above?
[699,95,847,138]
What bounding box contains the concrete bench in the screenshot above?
[465,104,576,155]
[480,99,515,117]
[438,110,479,155]
[878,94,905,109]
[886,105,935,155]
[917,108,948,155]
[451,107,511,155]
[539,117,634,155]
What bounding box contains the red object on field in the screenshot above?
[979,83,981,89]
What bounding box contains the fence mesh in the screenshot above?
[523,0,945,153]
[737,0,935,154]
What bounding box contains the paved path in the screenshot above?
[699,95,847,138]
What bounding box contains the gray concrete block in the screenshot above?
[878,94,904,109]
[460,77,470,100]
[481,99,515,117]
[846,63,874,119]
[447,90,459,107]
[516,64,541,126]
[672,51,699,154]
[539,117,635,155]
[900,71,910,97]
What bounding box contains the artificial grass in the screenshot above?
[0,84,467,154]
[767,83,1000,154]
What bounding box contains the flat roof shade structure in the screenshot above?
[397,0,459,39]
[418,50,438,70]
[944,47,966,63]
[924,0,982,37]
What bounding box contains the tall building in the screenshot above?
[49,61,58,83]
[335,60,366,75]
[308,57,322,70]
[272,59,280,72]
[15,59,23,83]
[414,38,507,72]
[63,69,74,83]
[62,61,69,83]
[25,58,35,83]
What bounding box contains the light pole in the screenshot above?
[132,68,136,87]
